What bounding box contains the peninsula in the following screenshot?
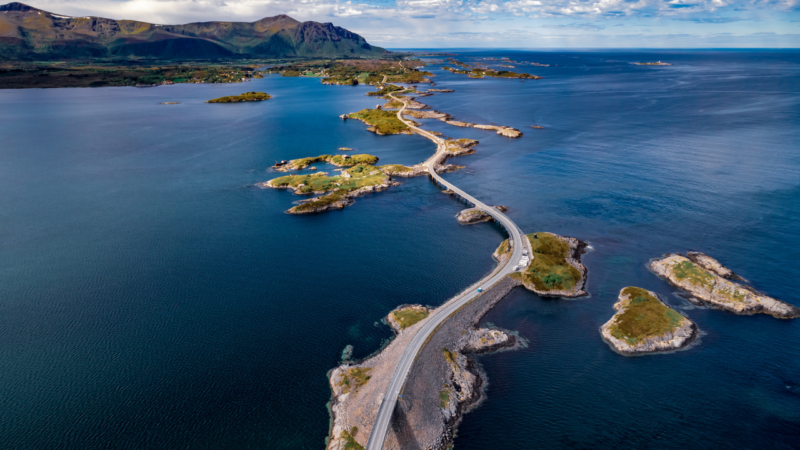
[649,253,799,319]
[206,92,270,103]
[601,286,697,355]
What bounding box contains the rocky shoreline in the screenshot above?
[649,253,799,319]
[601,287,697,355]
[327,275,523,450]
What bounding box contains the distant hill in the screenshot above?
[0,2,387,60]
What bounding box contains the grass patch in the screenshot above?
[270,164,387,197]
[206,91,270,103]
[367,84,404,96]
[522,233,581,292]
[340,426,365,450]
[348,109,409,135]
[338,367,372,394]
[495,239,511,256]
[672,260,715,289]
[291,193,345,213]
[385,71,433,83]
[391,308,429,329]
[289,154,378,169]
[608,287,685,344]
[323,76,358,85]
[439,390,450,408]
[442,348,455,365]
[380,164,414,173]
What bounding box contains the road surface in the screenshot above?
[364,91,529,450]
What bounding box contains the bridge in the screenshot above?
[364,92,529,450]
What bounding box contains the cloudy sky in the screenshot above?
[24,0,800,47]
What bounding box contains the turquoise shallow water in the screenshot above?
[1,50,799,449]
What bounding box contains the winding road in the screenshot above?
[364,91,530,450]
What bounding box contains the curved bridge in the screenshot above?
[365,92,529,450]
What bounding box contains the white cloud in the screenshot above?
[28,0,800,46]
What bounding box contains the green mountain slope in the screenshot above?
[0,2,387,60]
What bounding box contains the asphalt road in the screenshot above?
[364,92,529,450]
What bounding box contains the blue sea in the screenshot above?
[1,50,798,449]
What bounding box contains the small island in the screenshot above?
[456,206,508,225]
[261,163,392,214]
[346,109,414,135]
[601,287,697,355]
[206,92,271,103]
[649,253,800,319]
[634,61,672,66]
[273,154,378,171]
[502,232,588,297]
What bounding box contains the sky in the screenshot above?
[20,0,800,47]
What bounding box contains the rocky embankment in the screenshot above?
[601,287,697,355]
[649,254,799,319]
[456,206,508,225]
[443,120,523,138]
[327,274,523,450]
[395,96,523,138]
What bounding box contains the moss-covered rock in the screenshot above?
[601,287,697,355]
[649,254,799,319]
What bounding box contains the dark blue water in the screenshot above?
[1,50,798,449]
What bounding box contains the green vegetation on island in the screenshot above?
[337,367,372,394]
[506,232,587,297]
[606,287,686,344]
[379,164,415,174]
[339,427,365,450]
[444,66,540,79]
[390,307,429,330]
[366,84,405,96]
[322,76,359,85]
[264,163,391,214]
[649,254,800,318]
[283,154,378,170]
[206,91,271,103]
[347,109,412,135]
[601,286,697,355]
[384,70,433,83]
[268,164,387,195]
[264,59,429,87]
[439,390,450,408]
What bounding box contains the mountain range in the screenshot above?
[0,2,387,60]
